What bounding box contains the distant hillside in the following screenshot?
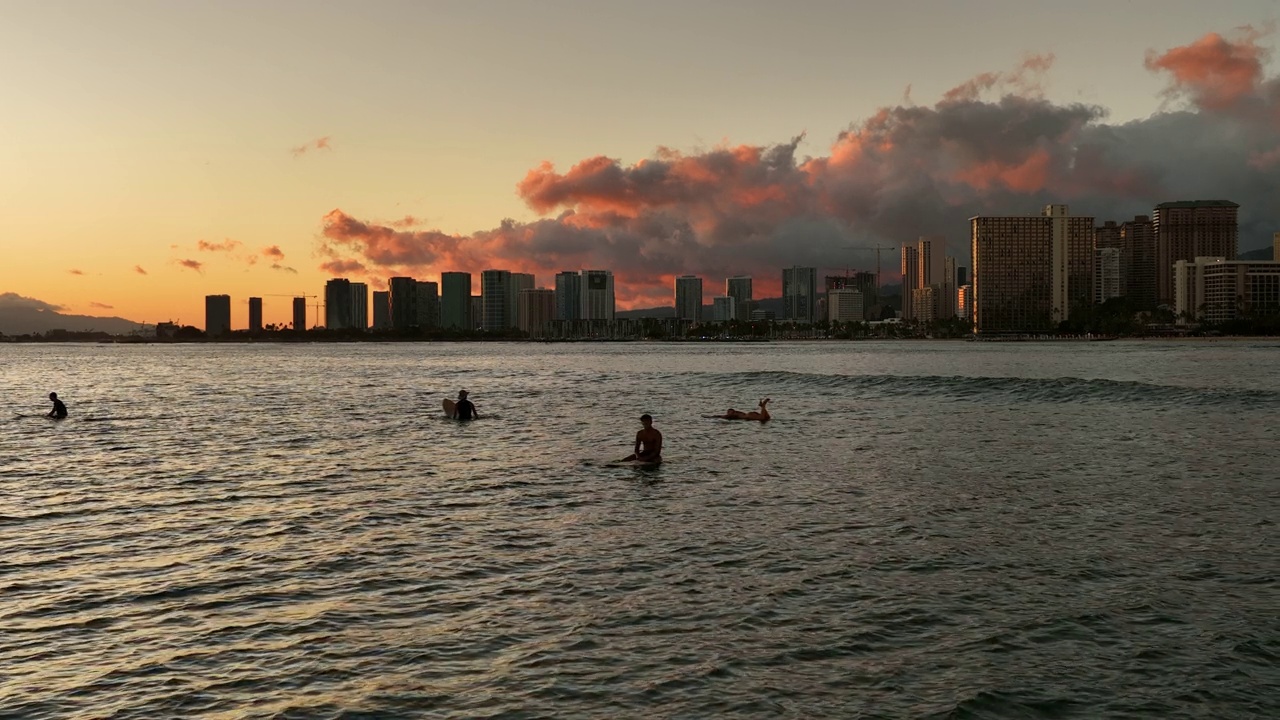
[0,293,143,336]
[1239,246,1275,261]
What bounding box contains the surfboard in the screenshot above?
[602,459,662,469]
[442,398,456,417]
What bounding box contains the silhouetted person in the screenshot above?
[708,398,771,421]
[622,414,662,463]
[452,390,478,420]
[47,392,67,420]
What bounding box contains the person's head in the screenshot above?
[49,392,57,400]
[458,390,468,400]
[639,413,652,427]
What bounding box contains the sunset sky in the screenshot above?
[3,0,1279,329]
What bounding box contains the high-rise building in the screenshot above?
[711,295,737,322]
[675,275,703,322]
[517,288,556,334]
[1154,200,1239,306]
[205,294,231,337]
[941,256,957,319]
[325,278,353,329]
[957,267,969,287]
[782,266,818,323]
[248,297,263,332]
[900,245,919,321]
[470,296,483,329]
[350,282,368,330]
[829,272,878,320]
[555,271,582,321]
[957,284,973,319]
[1175,256,1280,324]
[416,280,439,329]
[1274,232,1280,261]
[828,288,864,323]
[1094,220,1124,304]
[440,272,472,329]
[507,273,535,328]
[970,204,1094,334]
[292,297,306,331]
[372,291,391,329]
[911,286,937,323]
[389,276,418,330]
[1121,215,1157,308]
[1096,248,1123,303]
[580,270,614,320]
[481,269,511,331]
[726,276,753,316]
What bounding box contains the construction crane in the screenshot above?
[264,293,321,329]
[841,244,898,297]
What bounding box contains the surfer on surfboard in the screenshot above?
[620,414,662,464]
[706,398,770,421]
[47,392,68,420]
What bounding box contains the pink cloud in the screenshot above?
[134,265,148,275]
[176,259,204,273]
[197,239,242,252]
[292,136,333,157]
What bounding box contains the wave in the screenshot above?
[689,371,1280,407]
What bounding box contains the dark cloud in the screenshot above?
[176,259,204,272]
[89,302,113,309]
[134,265,148,275]
[0,293,65,312]
[68,269,85,275]
[317,26,1280,305]
[271,263,298,274]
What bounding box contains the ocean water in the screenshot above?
[1,340,1277,719]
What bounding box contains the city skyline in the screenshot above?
[4,3,1280,329]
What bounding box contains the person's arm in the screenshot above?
[634,432,642,456]
[652,433,663,457]
[472,404,479,419]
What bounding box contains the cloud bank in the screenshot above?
[316,27,1280,307]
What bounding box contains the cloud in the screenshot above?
[89,302,114,309]
[389,215,424,228]
[319,258,367,275]
[176,259,204,272]
[262,245,286,260]
[68,269,85,275]
[292,136,333,157]
[0,292,65,312]
[1145,24,1274,112]
[271,263,298,274]
[134,265,148,275]
[197,239,242,252]
[315,27,1280,307]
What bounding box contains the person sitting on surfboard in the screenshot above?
[452,390,478,421]
[47,392,68,420]
[621,414,662,463]
[708,398,770,421]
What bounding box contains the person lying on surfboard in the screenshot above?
[706,398,770,421]
[452,390,478,420]
[621,414,662,463]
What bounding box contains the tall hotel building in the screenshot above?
[372,291,391,329]
[415,281,438,329]
[517,288,557,334]
[205,294,231,337]
[389,276,418,330]
[325,278,354,329]
[902,236,953,321]
[1120,215,1157,308]
[292,297,307,331]
[827,288,865,323]
[555,271,582,321]
[726,276,753,315]
[675,275,703,322]
[351,282,369,330]
[1154,200,1238,306]
[440,272,472,329]
[506,273,535,328]
[782,266,818,323]
[248,297,263,332]
[970,204,1094,334]
[1094,220,1124,304]
[481,270,511,331]
[580,270,615,320]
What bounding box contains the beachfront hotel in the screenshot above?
[970,204,1094,334]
